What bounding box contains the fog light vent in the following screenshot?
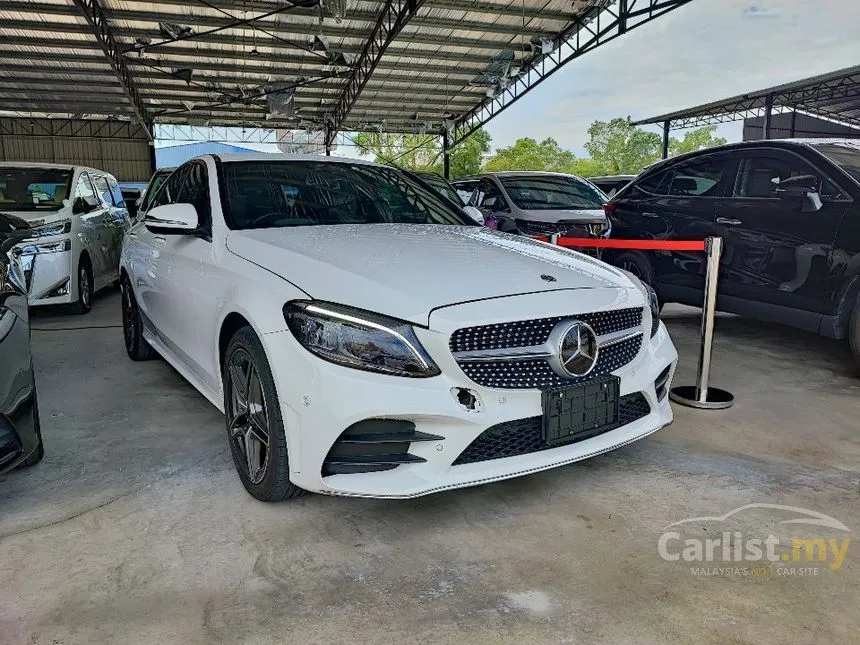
[322,419,443,476]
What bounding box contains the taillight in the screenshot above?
[602,203,616,215]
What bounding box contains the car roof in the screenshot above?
[454,171,588,181]
[208,152,375,165]
[589,175,636,181]
[0,161,109,174]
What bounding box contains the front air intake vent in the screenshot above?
[322,419,443,476]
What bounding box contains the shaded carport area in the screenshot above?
[0,0,693,176]
[634,65,860,157]
[2,2,860,643]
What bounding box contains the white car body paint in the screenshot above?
[2,162,128,307]
[121,153,678,498]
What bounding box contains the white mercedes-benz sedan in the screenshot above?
[120,154,677,501]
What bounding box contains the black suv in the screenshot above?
[604,139,860,367]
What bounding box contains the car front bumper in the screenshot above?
[263,291,677,499]
[14,238,75,306]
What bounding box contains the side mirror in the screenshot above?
[145,203,199,234]
[775,174,818,198]
[497,217,519,234]
[462,206,485,224]
[72,196,89,215]
[775,175,822,212]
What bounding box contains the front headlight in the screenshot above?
[284,301,441,378]
[26,219,72,239]
[644,283,661,338]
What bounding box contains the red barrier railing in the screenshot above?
[555,238,706,252]
[545,234,733,410]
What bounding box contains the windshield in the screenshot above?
[498,175,607,211]
[222,161,474,230]
[416,173,462,204]
[0,167,72,211]
[810,143,860,183]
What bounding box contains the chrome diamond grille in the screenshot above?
[457,334,643,389]
[449,307,643,353]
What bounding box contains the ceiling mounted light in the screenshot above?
[182,101,195,111]
[159,22,193,40]
[134,37,150,49]
[320,0,348,23]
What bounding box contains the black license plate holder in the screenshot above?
[542,377,620,447]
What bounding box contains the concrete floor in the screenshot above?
[1,289,858,644]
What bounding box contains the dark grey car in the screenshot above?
[0,214,43,474]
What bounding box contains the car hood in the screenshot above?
[226,224,635,326]
[0,209,67,226]
[514,208,607,224]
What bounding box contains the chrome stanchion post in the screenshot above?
[669,236,734,410]
[549,233,560,245]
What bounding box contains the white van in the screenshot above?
[0,163,130,313]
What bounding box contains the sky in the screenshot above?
[483,0,860,155]
[157,0,860,159]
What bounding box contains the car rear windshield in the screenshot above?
[0,167,72,211]
[810,143,860,183]
[498,175,607,210]
[221,161,473,229]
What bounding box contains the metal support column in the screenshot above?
[148,139,157,174]
[662,120,670,159]
[442,130,451,179]
[789,108,797,138]
[764,94,774,139]
[324,127,332,156]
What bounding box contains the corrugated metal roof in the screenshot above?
[633,65,860,131]
[0,0,687,137]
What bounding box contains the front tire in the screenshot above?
[121,276,157,361]
[71,258,93,315]
[849,299,860,373]
[223,327,304,502]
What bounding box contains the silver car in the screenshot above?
[451,171,611,238]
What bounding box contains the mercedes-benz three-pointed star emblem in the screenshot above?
[548,321,599,378]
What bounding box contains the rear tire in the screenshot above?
[121,276,157,361]
[223,326,305,502]
[71,258,93,315]
[849,299,860,374]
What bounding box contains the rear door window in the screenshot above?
[666,155,731,197]
[734,150,845,200]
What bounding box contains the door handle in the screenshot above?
[716,217,743,226]
[154,235,167,244]
[641,212,659,219]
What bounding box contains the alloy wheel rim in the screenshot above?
[620,260,643,280]
[80,267,90,307]
[227,349,270,485]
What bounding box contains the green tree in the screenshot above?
[352,132,440,170]
[669,125,728,156]
[584,117,662,174]
[449,128,491,177]
[351,128,491,178]
[484,137,577,172]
